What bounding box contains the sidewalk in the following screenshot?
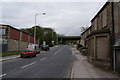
[71,47,119,78]
[0,54,20,62]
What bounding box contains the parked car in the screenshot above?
[42,45,50,51]
[20,48,36,58]
[28,44,40,54]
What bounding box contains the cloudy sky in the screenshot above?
[1,0,107,36]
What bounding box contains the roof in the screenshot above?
[0,24,18,30]
[0,24,38,39]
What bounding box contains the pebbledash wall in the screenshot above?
[80,2,120,70]
[0,24,39,53]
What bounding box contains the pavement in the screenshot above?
[70,47,119,78]
[0,54,20,62]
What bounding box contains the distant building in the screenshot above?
[0,24,39,53]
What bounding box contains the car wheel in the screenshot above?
[34,54,36,57]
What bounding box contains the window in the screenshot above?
[0,38,8,44]
[0,29,6,36]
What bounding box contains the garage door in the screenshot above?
[96,36,110,60]
[116,49,120,70]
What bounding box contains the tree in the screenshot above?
[21,26,58,46]
[80,26,89,33]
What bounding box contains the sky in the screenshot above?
[0,0,107,36]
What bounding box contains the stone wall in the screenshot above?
[114,2,120,71]
[8,39,19,51]
[7,39,29,51]
[114,2,120,43]
[19,41,28,51]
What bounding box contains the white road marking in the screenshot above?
[0,74,6,77]
[21,62,37,69]
[54,48,63,54]
[40,57,46,61]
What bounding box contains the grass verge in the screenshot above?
[0,52,20,57]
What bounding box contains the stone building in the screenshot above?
[0,24,39,53]
[113,2,120,71]
[80,2,120,70]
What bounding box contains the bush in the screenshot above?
[0,52,20,57]
[77,44,83,49]
[79,46,87,56]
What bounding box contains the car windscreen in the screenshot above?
[22,49,31,52]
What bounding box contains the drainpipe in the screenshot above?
[111,2,115,72]
[113,47,116,72]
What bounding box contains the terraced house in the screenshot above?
[80,2,120,71]
[0,24,39,53]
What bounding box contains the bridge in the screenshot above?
[58,36,81,44]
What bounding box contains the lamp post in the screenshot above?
[34,14,39,45]
[34,13,46,45]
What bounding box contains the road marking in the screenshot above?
[21,62,37,69]
[54,48,63,54]
[0,74,6,77]
[55,46,58,47]
[40,57,46,61]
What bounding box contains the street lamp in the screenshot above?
[34,14,39,45]
[34,13,46,45]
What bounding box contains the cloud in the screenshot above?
[1,2,106,36]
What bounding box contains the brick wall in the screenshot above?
[30,35,34,43]
[22,32,28,42]
[9,27,20,40]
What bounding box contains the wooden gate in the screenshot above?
[96,36,110,60]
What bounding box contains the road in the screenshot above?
[2,45,74,78]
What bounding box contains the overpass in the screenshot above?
[58,36,81,44]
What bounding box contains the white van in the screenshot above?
[28,44,40,54]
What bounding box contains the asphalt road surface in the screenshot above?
[2,45,74,78]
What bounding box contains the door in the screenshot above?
[96,36,110,60]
